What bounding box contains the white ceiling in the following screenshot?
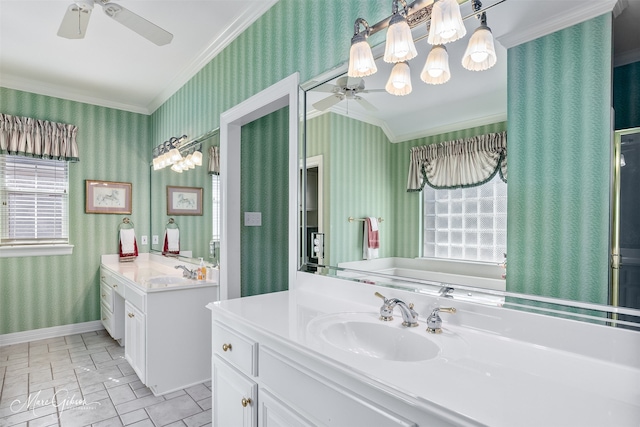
[0,0,277,114]
[0,0,637,127]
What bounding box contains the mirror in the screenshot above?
[299,0,640,328]
[150,131,219,264]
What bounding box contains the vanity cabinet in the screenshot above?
[209,316,418,427]
[100,258,217,396]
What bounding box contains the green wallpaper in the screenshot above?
[306,112,506,266]
[507,14,612,304]
[0,87,150,335]
[614,61,640,130]
[241,108,289,296]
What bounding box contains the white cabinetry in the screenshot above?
[124,301,146,384]
[101,262,217,396]
[209,316,417,427]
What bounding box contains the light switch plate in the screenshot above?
[152,235,159,244]
[244,212,262,226]
[141,235,148,245]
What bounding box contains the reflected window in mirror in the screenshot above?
[210,174,221,266]
[423,174,506,263]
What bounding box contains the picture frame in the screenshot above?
[85,180,132,214]
[167,186,203,216]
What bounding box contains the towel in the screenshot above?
[363,217,379,260]
[119,228,138,261]
[163,228,180,255]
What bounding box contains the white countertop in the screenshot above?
[101,253,218,292]
[210,283,640,427]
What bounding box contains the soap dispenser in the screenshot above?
[198,257,206,281]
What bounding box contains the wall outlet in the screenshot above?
[244,212,262,227]
[141,235,148,245]
[152,235,159,245]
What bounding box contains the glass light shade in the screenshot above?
[421,45,451,85]
[385,62,412,96]
[192,150,203,166]
[152,157,160,171]
[171,163,183,173]
[169,148,182,163]
[184,154,195,169]
[621,153,626,167]
[348,33,377,77]
[383,14,417,63]
[461,25,497,71]
[428,0,467,45]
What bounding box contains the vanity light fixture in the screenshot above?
[421,44,451,84]
[461,0,497,71]
[347,0,503,86]
[348,18,377,77]
[427,0,466,45]
[383,0,418,64]
[386,61,413,96]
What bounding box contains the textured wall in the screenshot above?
[614,61,640,130]
[0,87,150,334]
[240,108,289,296]
[507,14,612,304]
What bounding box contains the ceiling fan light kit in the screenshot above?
[348,0,499,96]
[57,0,173,46]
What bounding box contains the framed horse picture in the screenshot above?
[85,180,132,214]
[166,186,203,216]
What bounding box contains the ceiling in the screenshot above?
[0,0,277,114]
[0,0,637,125]
[305,0,640,142]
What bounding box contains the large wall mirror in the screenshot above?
[150,131,219,264]
[299,0,640,328]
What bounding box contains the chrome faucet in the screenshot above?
[438,286,455,298]
[175,265,197,279]
[426,307,457,334]
[374,292,419,327]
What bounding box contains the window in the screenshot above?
[210,174,221,264]
[0,155,71,256]
[423,174,506,263]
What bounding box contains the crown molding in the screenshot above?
[0,76,149,115]
[497,0,618,49]
[614,48,640,68]
[390,112,508,143]
[146,0,278,114]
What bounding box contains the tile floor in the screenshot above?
[0,330,212,427]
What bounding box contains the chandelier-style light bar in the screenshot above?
[348,0,500,96]
[152,135,204,173]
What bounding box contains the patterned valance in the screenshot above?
[0,113,79,162]
[208,145,219,175]
[407,131,506,191]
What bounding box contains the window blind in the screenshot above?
[211,174,221,241]
[0,155,69,245]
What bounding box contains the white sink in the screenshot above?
[145,276,193,287]
[307,312,449,362]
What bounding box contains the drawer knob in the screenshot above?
[222,343,232,352]
[128,312,134,318]
[241,397,252,408]
[113,284,118,288]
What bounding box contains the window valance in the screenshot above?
[0,113,79,162]
[208,145,219,175]
[407,131,506,191]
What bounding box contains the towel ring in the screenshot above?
[348,216,384,223]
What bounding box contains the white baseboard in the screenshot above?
[0,321,105,347]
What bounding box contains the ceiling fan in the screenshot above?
[57,0,173,46]
[312,76,384,112]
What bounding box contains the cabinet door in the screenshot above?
[124,301,146,384]
[259,388,314,427]
[213,355,257,427]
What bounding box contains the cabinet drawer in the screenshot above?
[212,322,258,376]
[100,282,113,311]
[101,302,114,336]
[125,283,146,313]
[100,267,125,297]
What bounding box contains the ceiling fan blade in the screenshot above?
[360,89,386,93]
[57,4,92,39]
[312,95,343,111]
[355,96,377,112]
[313,83,339,93]
[102,2,173,46]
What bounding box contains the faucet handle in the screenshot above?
[374,292,394,321]
[374,291,387,301]
[426,307,456,334]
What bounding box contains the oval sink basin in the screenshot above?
[307,312,441,362]
[145,276,193,287]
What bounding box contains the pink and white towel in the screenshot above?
[163,228,180,255]
[119,228,138,261]
[363,217,379,260]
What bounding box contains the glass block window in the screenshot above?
[423,175,506,263]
